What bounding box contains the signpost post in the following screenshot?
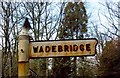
[18,18,98,77]
[18,18,31,77]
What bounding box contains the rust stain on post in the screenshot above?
[18,63,29,77]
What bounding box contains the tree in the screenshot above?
[97,1,120,77]
[0,2,22,77]
[98,1,120,39]
[52,2,88,77]
[98,39,120,77]
[59,2,87,39]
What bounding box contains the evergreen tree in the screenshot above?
[53,2,88,77]
[59,2,87,39]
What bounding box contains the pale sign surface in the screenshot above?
[29,39,97,58]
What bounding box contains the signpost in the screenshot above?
[18,18,98,77]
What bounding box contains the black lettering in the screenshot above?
[86,44,91,51]
[52,46,56,52]
[73,45,78,51]
[80,44,84,51]
[64,45,69,52]
[45,46,50,52]
[33,46,38,53]
[70,45,72,52]
[39,46,44,52]
[58,45,63,52]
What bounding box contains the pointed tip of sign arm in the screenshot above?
[23,17,31,30]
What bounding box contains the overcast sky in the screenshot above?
[83,0,120,38]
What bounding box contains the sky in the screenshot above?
[0,0,119,41]
[83,0,120,38]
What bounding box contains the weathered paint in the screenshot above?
[29,39,98,58]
